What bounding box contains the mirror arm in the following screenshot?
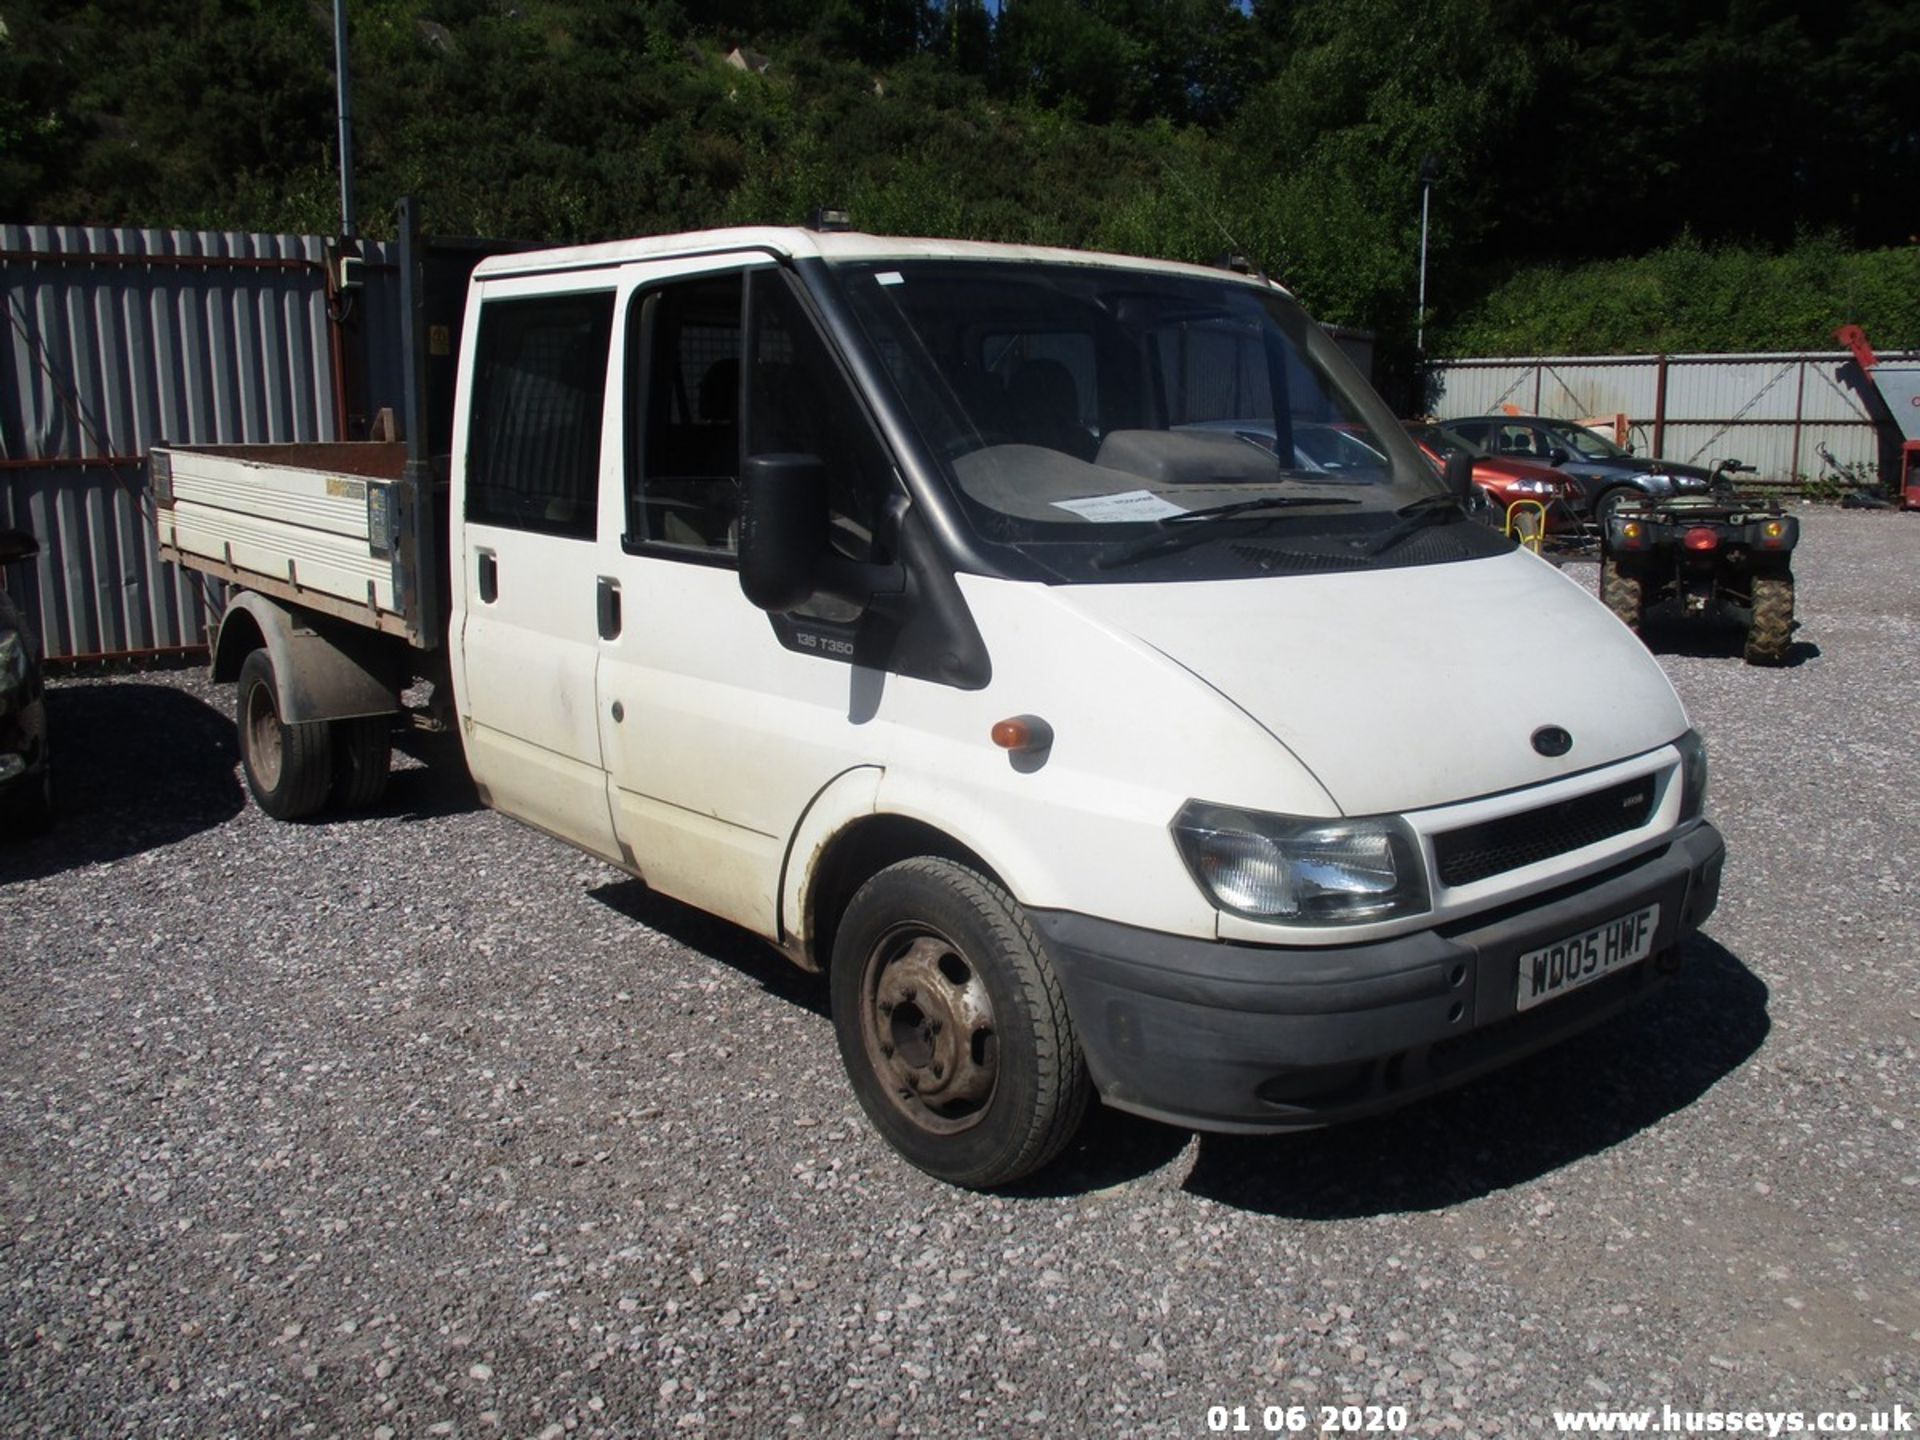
[816,555,906,609]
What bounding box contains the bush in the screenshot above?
[1435,235,1920,356]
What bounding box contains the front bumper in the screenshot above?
[1034,822,1724,1133]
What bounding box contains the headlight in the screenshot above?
[1507,478,1559,496]
[1674,729,1708,822]
[1171,802,1430,924]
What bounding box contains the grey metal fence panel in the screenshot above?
[1428,351,1915,485]
[0,224,382,660]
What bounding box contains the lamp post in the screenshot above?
[333,0,355,237]
[1416,153,1440,354]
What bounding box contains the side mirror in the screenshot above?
[1443,449,1476,504]
[739,454,830,612]
[1548,447,1570,467]
[737,454,901,613]
[0,528,41,564]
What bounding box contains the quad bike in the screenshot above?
[1598,460,1799,666]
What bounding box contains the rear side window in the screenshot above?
[466,292,615,539]
[1493,422,1548,459]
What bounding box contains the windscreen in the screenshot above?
[828,260,1451,579]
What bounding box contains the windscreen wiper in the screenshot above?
[1092,495,1361,571]
[1356,492,1468,557]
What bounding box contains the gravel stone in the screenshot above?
[2,508,1916,1435]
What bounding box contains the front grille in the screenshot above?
[1433,776,1658,888]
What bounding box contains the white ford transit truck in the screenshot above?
[154,210,1724,1187]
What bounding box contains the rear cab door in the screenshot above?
[449,269,624,862]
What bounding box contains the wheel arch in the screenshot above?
[211,592,405,723]
[790,800,1007,976]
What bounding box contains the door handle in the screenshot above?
[477,550,498,604]
[596,575,622,640]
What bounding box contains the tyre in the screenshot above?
[1600,554,1646,633]
[236,648,332,820]
[1745,571,1794,666]
[1592,485,1643,528]
[329,715,392,811]
[830,857,1090,1188]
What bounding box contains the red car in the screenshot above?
[1405,422,1579,534]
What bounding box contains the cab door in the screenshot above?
[591,260,899,936]
[451,279,623,862]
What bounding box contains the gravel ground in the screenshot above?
[2,508,1916,1439]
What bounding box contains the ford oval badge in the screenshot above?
[1532,725,1573,758]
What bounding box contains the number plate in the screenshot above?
[1515,904,1659,1012]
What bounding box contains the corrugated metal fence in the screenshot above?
[1,224,400,661]
[1427,351,1913,486]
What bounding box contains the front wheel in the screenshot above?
[236,648,332,820]
[1744,571,1794,665]
[830,857,1090,1188]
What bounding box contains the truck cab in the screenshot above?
[440,228,1723,1186]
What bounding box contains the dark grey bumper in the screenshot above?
[1033,823,1725,1133]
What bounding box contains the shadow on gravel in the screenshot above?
[583,884,1768,1210]
[0,681,244,882]
[1178,936,1768,1217]
[1639,611,1820,667]
[1014,1103,1196,1196]
[587,878,830,1020]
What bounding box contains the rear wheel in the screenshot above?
[328,715,392,811]
[1600,555,1646,633]
[236,648,332,820]
[1745,571,1794,665]
[830,857,1089,1188]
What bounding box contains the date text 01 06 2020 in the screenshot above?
[1206,1404,1411,1434]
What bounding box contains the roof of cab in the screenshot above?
[469,227,1284,291]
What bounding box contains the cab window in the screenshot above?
[746,270,890,564]
[627,274,744,553]
[466,292,615,539]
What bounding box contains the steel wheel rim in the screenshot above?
[245,680,284,790]
[859,923,999,1136]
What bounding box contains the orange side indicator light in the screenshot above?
[992,715,1054,753]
